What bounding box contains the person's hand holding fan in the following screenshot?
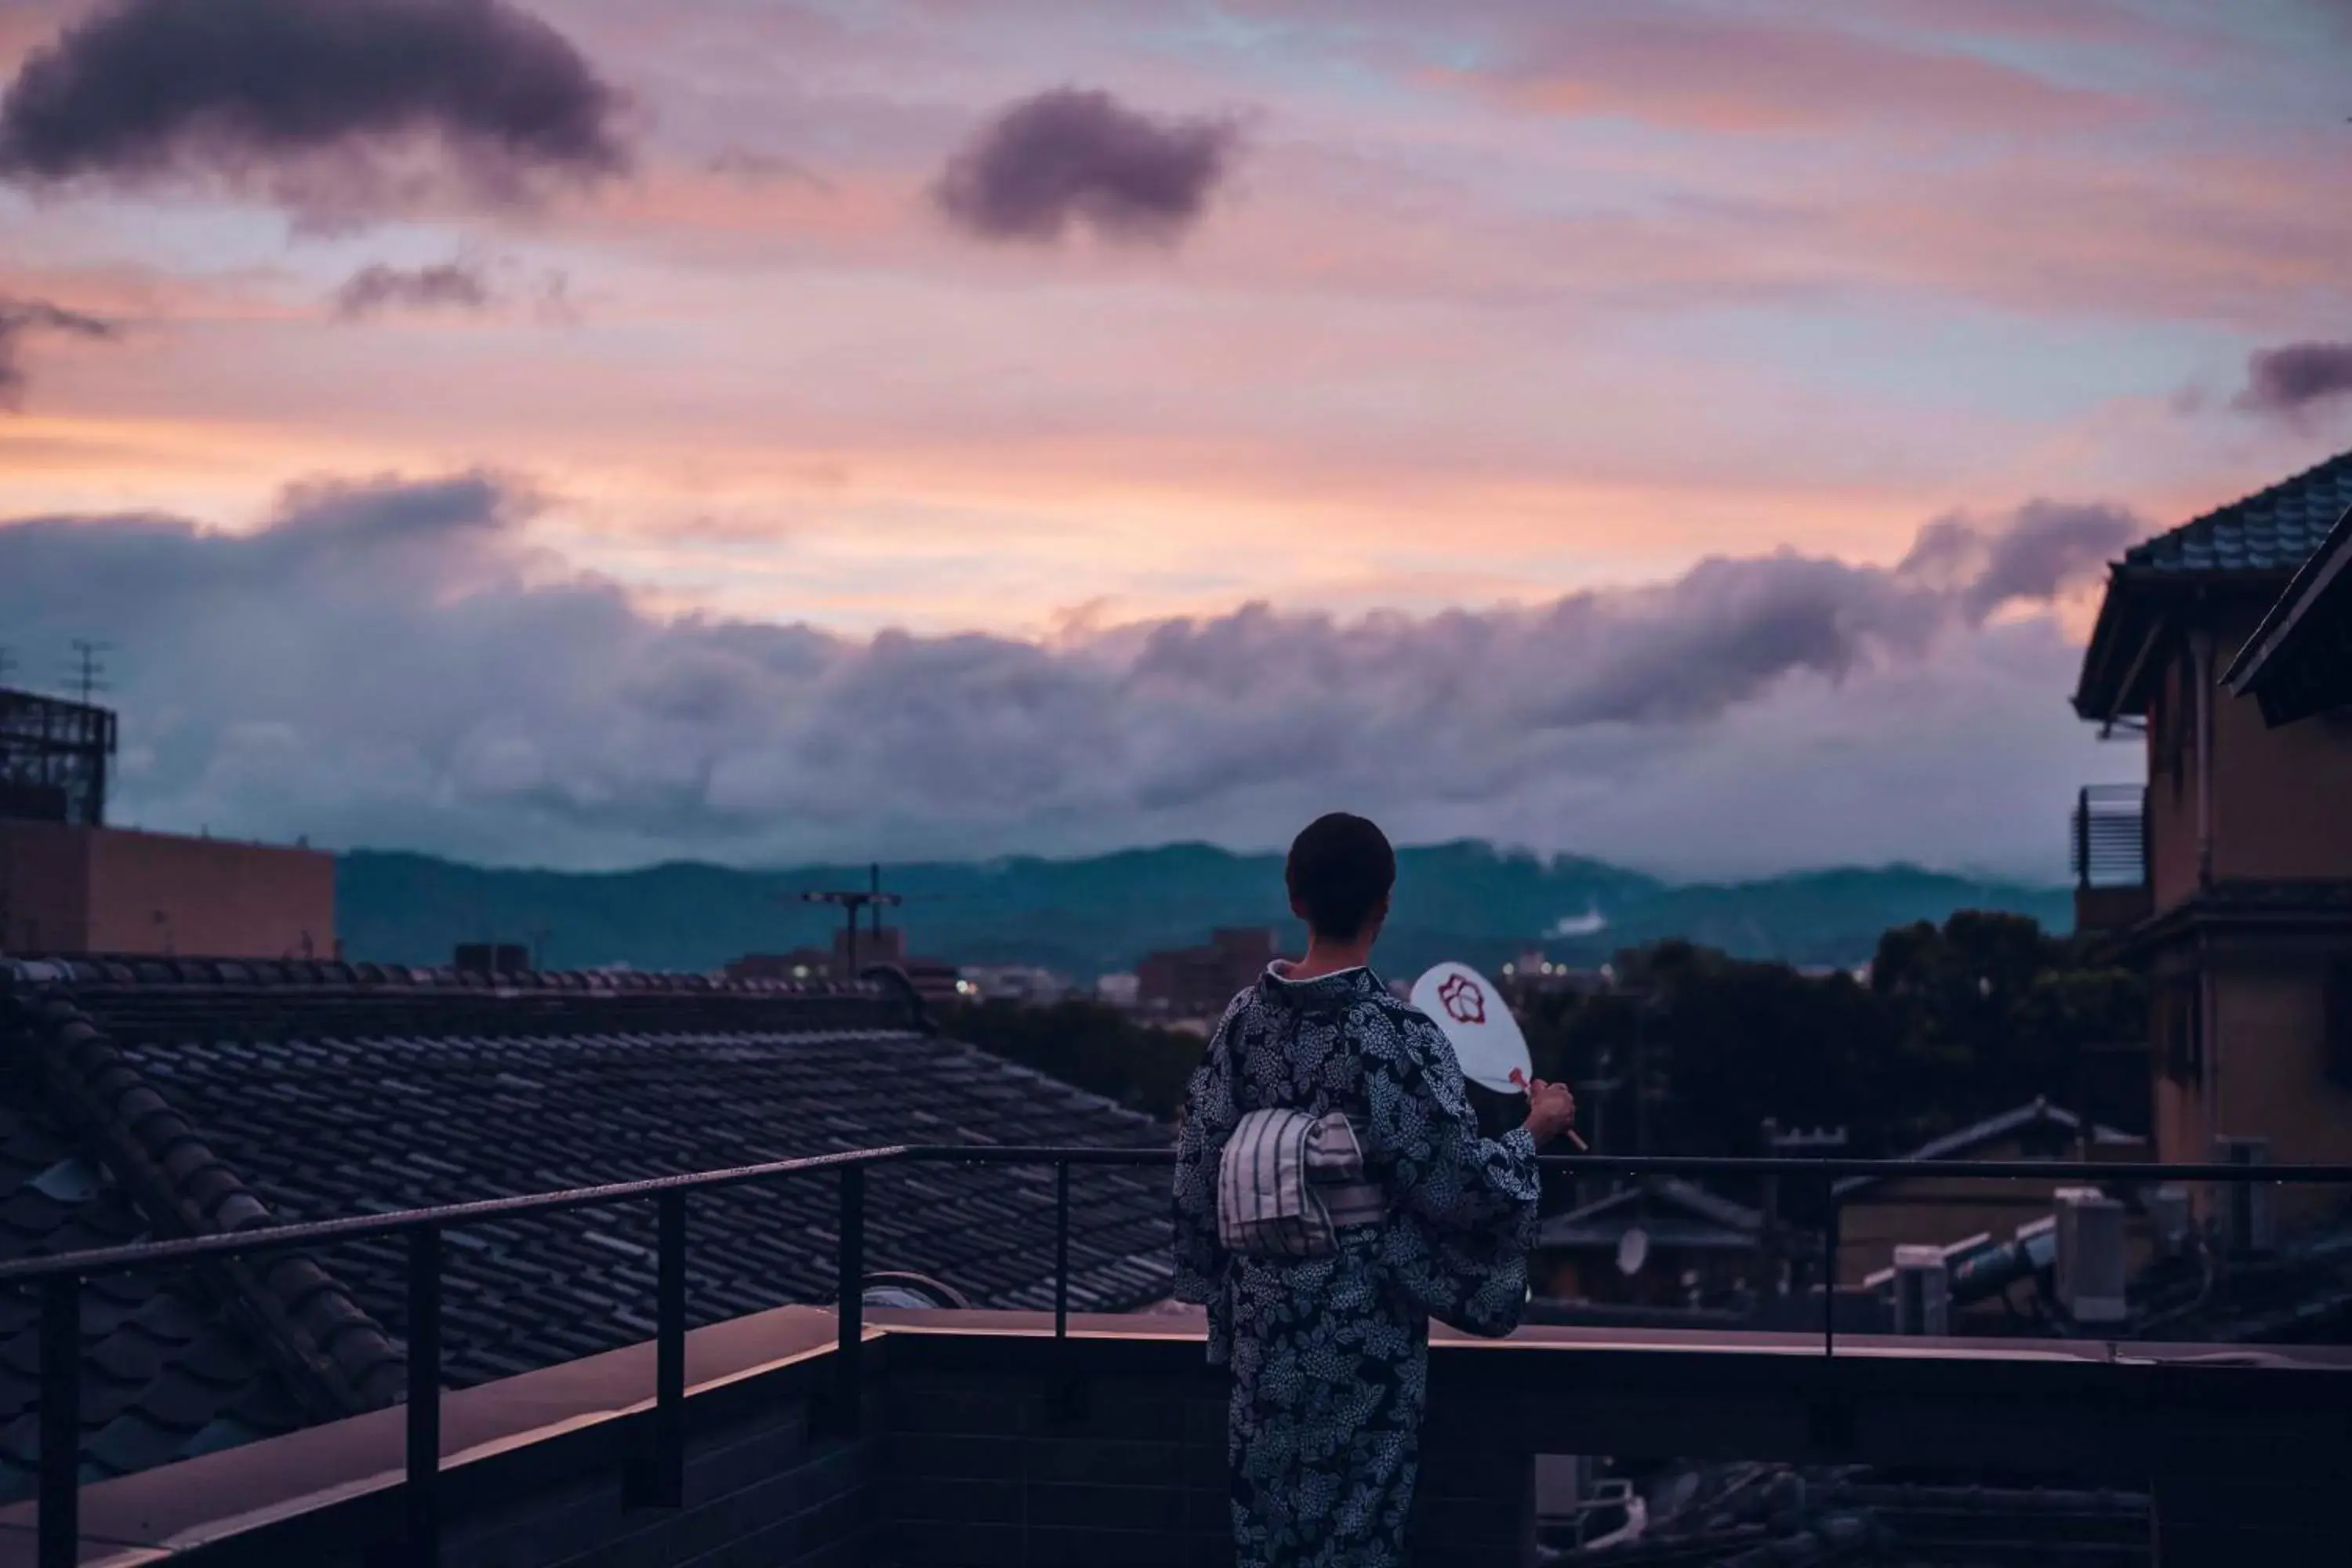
[1409,962,1586,1149]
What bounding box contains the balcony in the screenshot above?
[2072,784,2151,935]
[1,1147,2348,1568]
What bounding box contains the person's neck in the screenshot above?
[1288,935,1375,982]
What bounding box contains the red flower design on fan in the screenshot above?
[1437,975,1486,1025]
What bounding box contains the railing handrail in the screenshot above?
[13,1137,2349,1566]
[3,1144,2343,1288]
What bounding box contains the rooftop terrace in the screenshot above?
[2,960,2347,1567]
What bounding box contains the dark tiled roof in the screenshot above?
[2075,448,2352,719]
[1831,1098,2127,1200]
[0,1101,306,1499]
[1538,1178,1763,1252]
[0,961,1177,1497]
[2122,447,2352,577]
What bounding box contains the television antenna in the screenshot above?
[66,640,111,706]
[799,862,903,975]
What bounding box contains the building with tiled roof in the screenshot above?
[2075,447,2352,720]
[2068,448,2352,1243]
[0,957,1176,1500]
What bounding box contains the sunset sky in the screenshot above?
[3,0,2350,878]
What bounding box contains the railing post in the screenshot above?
[1054,1159,1071,1341]
[38,1274,78,1568]
[1821,1175,1839,1359]
[833,1164,865,1436]
[652,1189,688,1506]
[407,1225,442,1568]
[2074,786,2090,890]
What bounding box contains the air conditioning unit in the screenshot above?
[2214,1136,2274,1254]
[2053,1188,2128,1324]
[1890,1245,1949,1336]
[2143,1184,2192,1260]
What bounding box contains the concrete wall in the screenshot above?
[2211,961,2352,1232]
[2143,608,2352,916]
[880,1338,1534,1568]
[0,820,89,952]
[2139,951,2352,1244]
[0,822,333,959]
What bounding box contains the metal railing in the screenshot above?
[0,1146,2345,1568]
[2072,783,2149,890]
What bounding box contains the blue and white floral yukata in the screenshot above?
[1172,964,1542,1567]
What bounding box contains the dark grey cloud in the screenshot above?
[933,88,1239,245]
[0,477,2136,877]
[2230,341,2352,419]
[1900,501,2139,619]
[331,260,493,320]
[0,295,118,408]
[0,0,627,221]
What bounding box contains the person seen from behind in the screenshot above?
[1171,811,1577,1567]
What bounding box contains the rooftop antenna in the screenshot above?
[66,640,111,707]
[800,864,902,977]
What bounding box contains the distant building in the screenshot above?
[0,687,113,826]
[0,689,336,962]
[1831,1098,2146,1287]
[1137,927,1279,1019]
[2071,448,2352,1229]
[1498,951,1610,1005]
[728,927,961,1005]
[956,964,1073,1004]
[1535,1178,1768,1308]
[1094,971,1140,1008]
[0,820,335,961]
[724,947,835,982]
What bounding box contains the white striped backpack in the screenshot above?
[1216,1107,1388,1259]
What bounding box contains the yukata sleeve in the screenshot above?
[1171,994,1248,1355]
[1356,1004,1541,1232]
[1355,1003,1542,1335]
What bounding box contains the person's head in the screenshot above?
[1286,812,1396,946]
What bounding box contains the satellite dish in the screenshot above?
[1617,1225,1650,1277]
[1410,962,1532,1094]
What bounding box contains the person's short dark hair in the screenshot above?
[1286,813,1396,941]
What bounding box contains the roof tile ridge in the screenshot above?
[2143,446,2352,553]
[4,982,406,1417]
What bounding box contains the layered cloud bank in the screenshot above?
[0,475,2139,877]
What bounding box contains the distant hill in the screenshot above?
[336,841,2071,978]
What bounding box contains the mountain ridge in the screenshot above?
[336,840,2072,978]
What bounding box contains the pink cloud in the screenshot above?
[1438,7,2134,136]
